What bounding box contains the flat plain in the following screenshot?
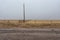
[0,20,60,28]
[0,20,60,40]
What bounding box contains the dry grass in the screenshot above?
[0,20,60,28]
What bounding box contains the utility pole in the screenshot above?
[19,3,25,24]
[23,3,25,22]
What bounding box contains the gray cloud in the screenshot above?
[0,0,60,20]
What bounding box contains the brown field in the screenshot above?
[0,20,60,28]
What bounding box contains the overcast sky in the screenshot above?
[0,0,60,20]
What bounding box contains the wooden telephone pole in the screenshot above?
[23,3,25,22]
[19,3,25,24]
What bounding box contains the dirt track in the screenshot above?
[0,28,60,40]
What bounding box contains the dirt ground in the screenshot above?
[0,20,60,28]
